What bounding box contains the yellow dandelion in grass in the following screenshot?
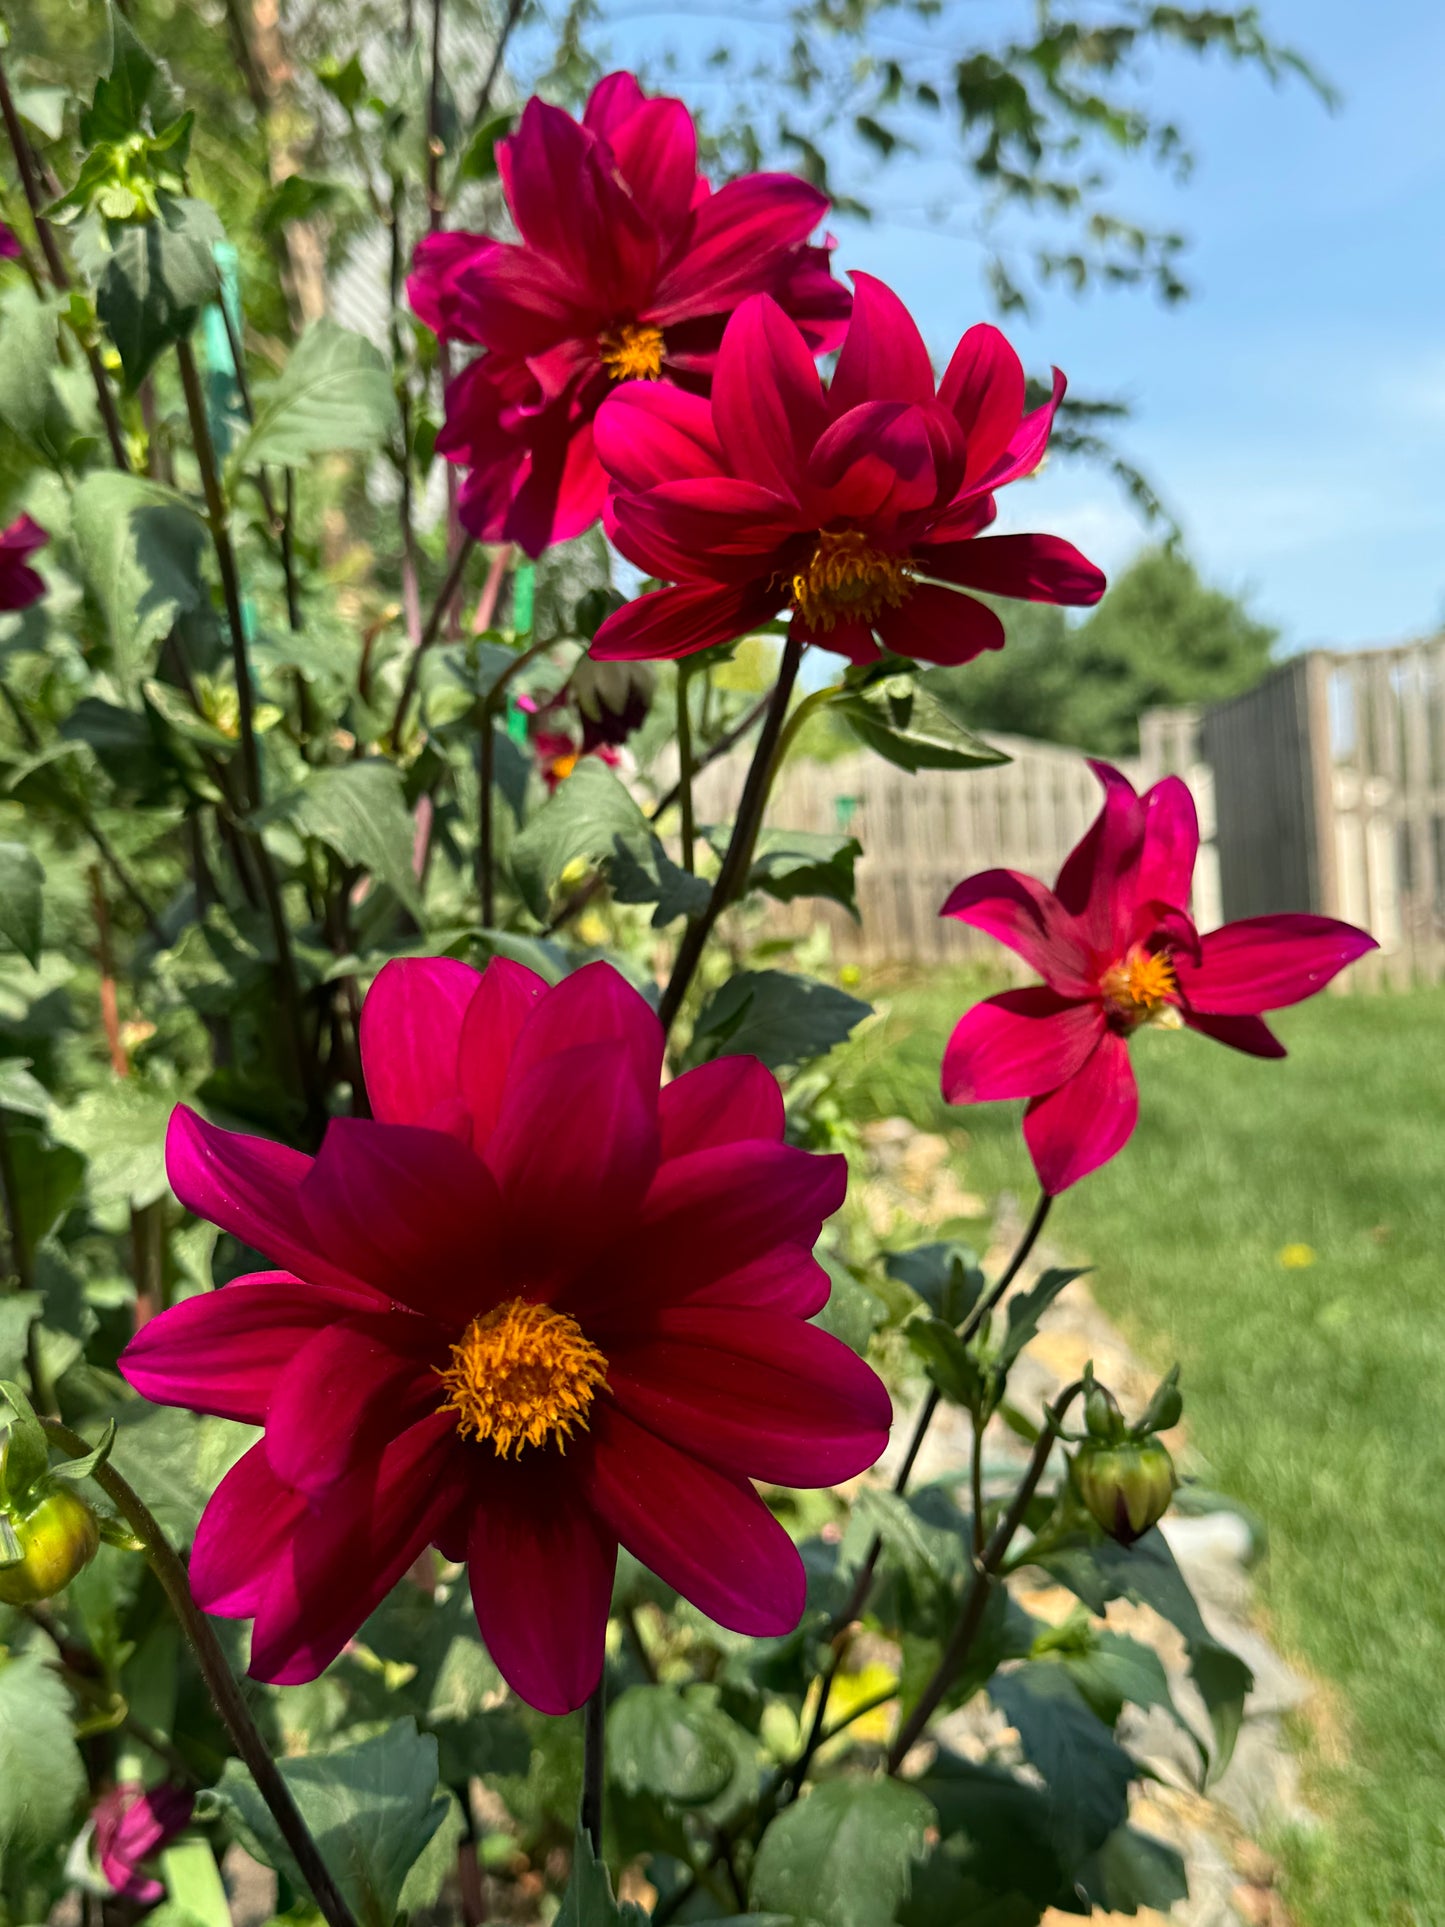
[1278,1243,1317,1269]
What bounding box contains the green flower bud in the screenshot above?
[1083,1376,1126,1442]
[0,1484,101,1604]
[1072,1438,1177,1547]
[1138,1365,1183,1436]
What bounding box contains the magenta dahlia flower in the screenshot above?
[0,514,48,612]
[940,762,1377,1193]
[409,72,849,558]
[92,1783,193,1907]
[121,960,888,1713]
[589,273,1105,665]
[0,222,22,262]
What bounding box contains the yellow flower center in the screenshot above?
[790,529,912,633]
[436,1298,608,1458]
[1098,947,1179,1026]
[599,322,665,382]
[549,750,579,783]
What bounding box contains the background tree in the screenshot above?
[952,546,1278,753]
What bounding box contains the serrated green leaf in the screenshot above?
[456,108,516,182]
[1073,1822,1189,1913]
[837,680,1008,774]
[96,196,223,389]
[0,842,44,967]
[80,6,170,145]
[688,969,871,1072]
[812,1255,885,1355]
[995,1267,1087,1372]
[0,1061,49,1122]
[236,319,396,469]
[0,285,61,448]
[264,761,422,920]
[907,1315,984,1408]
[71,472,209,688]
[606,1685,738,1807]
[556,1824,649,1925]
[53,1080,172,1209]
[509,757,655,921]
[734,827,863,916]
[0,1649,87,1897]
[751,1778,933,1927]
[213,1720,448,1927]
[0,1129,85,1252]
[989,1664,1134,1864]
[886,1242,984,1323]
[155,1836,231,1927]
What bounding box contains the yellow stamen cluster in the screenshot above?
[599,322,666,382]
[436,1298,608,1458]
[790,529,912,633]
[1099,947,1179,1025]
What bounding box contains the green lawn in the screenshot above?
[831,973,1445,1927]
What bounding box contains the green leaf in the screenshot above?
[907,1315,984,1408]
[0,842,44,966]
[0,285,61,448]
[510,757,657,922]
[910,1754,1063,1912]
[236,320,397,469]
[13,84,69,141]
[457,108,517,182]
[1072,1822,1189,1913]
[0,1128,85,1251]
[740,828,863,917]
[0,1650,87,1901]
[606,832,711,927]
[264,762,422,920]
[606,1684,737,1807]
[0,1060,50,1120]
[80,6,170,144]
[96,195,223,389]
[0,1377,49,1501]
[1039,1529,1253,1772]
[812,1255,885,1355]
[71,472,209,688]
[1051,1627,1189,1739]
[259,175,358,236]
[989,1664,1134,1864]
[212,1720,449,1927]
[53,1080,172,1209]
[688,970,872,1072]
[0,1294,42,1385]
[995,1267,1088,1372]
[750,1779,933,1927]
[316,53,368,114]
[886,1242,984,1323]
[156,1837,232,1927]
[837,680,1008,773]
[556,1824,649,1925]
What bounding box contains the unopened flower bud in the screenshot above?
[1083,1375,1126,1442]
[1139,1365,1183,1435]
[570,658,655,750]
[1072,1438,1176,1547]
[0,1483,101,1604]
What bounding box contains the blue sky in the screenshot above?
[536,0,1445,651]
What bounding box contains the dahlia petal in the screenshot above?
[298,1119,506,1326]
[941,988,1104,1104]
[973,367,1066,493]
[877,583,1004,666]
[466,1458,617,1714]
[360,958,482,1133]
[500,99,657,311]
[658,1055,785,1158]
[919,532,1105,608]
[614,476,803,556]
[792,613,881,664]
[503,405,610,559]
[487,1039,660,1278]
[247,1413,466,1685]
[590,580,786,661]
[829,271,936,413]
[1176,915,1378,1014]
[939,868,1094,996]
[808,400,941,519]
[1183,1009,1287,1057]
[417,241,587,355]
[711,295,828,497]
[607,95,698,243]
[682,1242,833,1317]
[594,382,726,489]
[607,1307,891,1485]
[650,175,830,321]
[583,71,646,137]
[771,242,854,355]
[1053,761,1147,954]
[265,1316,445,1497]
[578,1141,846,1317]
[165,1107,378,1302]
[584,1405,806,1635]
[0,513,50,564]
[118,1272,353,1424]
[456,956,550,1147]
[506,959,663,1098]
[189,1442,308,1617]
[1023,1031,1139,1195]
[926,491,998,544]
[938,324,1026,485]
[1135,776,1200,913]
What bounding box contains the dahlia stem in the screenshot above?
[40,1419,361,1927]
[390,536,479,749]
[885,1379,1083,1771]
[676,665,696,874]
[658,634,804,1035]
[776,1191,1053,1807]
[474,633,550,923]
[580,1681,606,1858]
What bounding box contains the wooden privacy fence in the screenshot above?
[1203,642,1445,987]
[691,721,1221,969]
